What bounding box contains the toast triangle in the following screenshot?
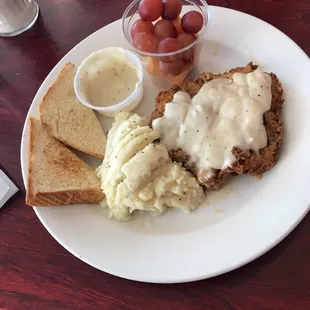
[39,62,106,158]
[26,117,105,206]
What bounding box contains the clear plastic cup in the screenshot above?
[122,0,210,86]
[0,0,39,37]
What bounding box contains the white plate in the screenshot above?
[21,6,310,283]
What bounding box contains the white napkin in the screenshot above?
[0,169,19,209]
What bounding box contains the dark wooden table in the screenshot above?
[1,0,309,309]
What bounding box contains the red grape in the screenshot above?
[131,19,154,38]
[162,0,182,20]
[177,33,196,47]
[181,11,203,34]
[177,33,197,61]
[182,48,195,62]
[138,0,163,22]
[154,20,177,40]
[159,59,184,76]
[157,38,182,53]
[133,32,159,53]
[157,38,182,62]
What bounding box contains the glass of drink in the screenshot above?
[0,0,39,37]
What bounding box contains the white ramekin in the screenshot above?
[74,47,144,117]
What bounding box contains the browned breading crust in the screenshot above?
[150,63,284,190]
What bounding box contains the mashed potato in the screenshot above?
[96,112,205,221]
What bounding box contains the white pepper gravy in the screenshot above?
[152,69,272,177]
